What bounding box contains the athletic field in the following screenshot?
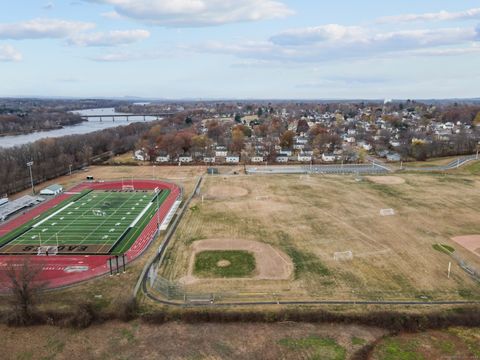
[0,189,170,255]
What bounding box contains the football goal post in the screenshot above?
[37,245,59,256]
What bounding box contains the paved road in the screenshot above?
[247,155,478,175]
[247,163,390,175]
[142,280,480,307]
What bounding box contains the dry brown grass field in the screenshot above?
[158,171,480,301]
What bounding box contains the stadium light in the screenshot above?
[26,161,35,195]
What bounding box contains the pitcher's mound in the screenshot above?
[206,185,248,199]
[217,260,231,268]
[366,176,405,185]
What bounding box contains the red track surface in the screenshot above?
[0,180,180,290]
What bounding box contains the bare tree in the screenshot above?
[3,259,46,325]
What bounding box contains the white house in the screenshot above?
[40,184,63,196]
[279,150,292,156]
[362,143,373,151]
[178,156,193,163]
[297,154,312,162]
[203,157,216,163]
[276,156,289,163]
[295,137,309,144]
[322,153,336,162]
[215,146,228,157]
[386,153,401,162]
[226,156,240,164]
[134,149,148,161]
[250,156,264,163]
[156,155,170,163]
[215,150,228,157]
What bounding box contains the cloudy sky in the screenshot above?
[0,0,479,99]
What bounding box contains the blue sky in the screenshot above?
[0,0,479,99]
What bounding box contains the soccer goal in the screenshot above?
[37,245,59,256]
[380,208,395,216]
[333,251,353,261]
[122,185,135,191]
[92,209,107,217]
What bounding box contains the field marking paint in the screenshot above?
[130,202,153,227]
[32,202,74,228]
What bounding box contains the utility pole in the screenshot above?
[156,189,160,230]
[26,161,35,195]
[69,164,72,176]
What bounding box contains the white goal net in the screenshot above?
[380,208,395,216]
[37,245,58,256]
[122,185,135,191]
[333,251,353,261]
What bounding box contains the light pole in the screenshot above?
[156,189,160,231]
[69,164,72,176]
[26,161,35,195]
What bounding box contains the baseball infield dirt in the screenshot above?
[451,235,480,257]
[365,176,406,185]
[181,239,293,284]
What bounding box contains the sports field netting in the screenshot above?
[0,189,169,255]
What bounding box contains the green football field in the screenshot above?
[0,189,169,255]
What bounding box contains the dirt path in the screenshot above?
[365,176,405,185]
[181,239,294,284]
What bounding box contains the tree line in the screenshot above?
[0,121,161,196]
[0,111,84,136]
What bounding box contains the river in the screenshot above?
[0,107,159,148]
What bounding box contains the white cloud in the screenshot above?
[101,11,123,20]
[270,25,476,49]
[193,25,480,63]
[377,8,480,24]
[85,0,293,27]
[90,52,140,62]
[0,44,22,62]
[270,24,366,46]
[0,18,95,40]
[68,29,150,46]
[297,75,390,89]
[403,44,480,57]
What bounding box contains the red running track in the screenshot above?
[0,180,181,290]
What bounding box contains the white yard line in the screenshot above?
[80,192,139,251]
[130,202,153,228]
[32,202,75,228]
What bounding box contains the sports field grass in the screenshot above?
[0,189,170,255]
[193,250,256,278]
